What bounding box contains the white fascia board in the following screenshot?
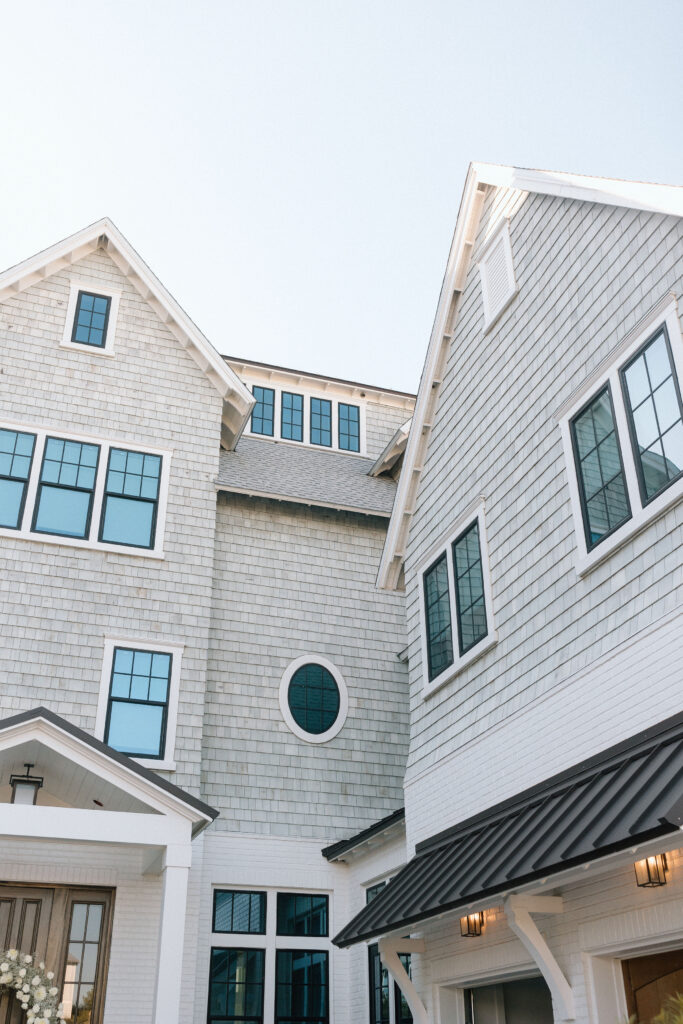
[369,418,412,477]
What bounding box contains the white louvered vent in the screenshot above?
[479,219,517,330]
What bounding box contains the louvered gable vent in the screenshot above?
[479,219,517,329]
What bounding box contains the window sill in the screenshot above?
[59,340,116,358]
[0,527,164,559]
[134,758,177,772]
[421,632,498,699]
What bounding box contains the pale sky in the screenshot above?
[1,0,681,393]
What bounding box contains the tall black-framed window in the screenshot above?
[275,949,329,1024]
[620,325,683,504]
[214,891,267,935]
[276,894,328,937]
[338,403,360,452]
[99,448,161,549]
[310,398,332,447]
[208,947,265,1024]
[71,291,111,348]
[252,386,275,437]
[394,956,413,1024]
[423,552,453,681]
[570,385,631,549]
[104,646,172,758]
[0,428,36,529]
[365,882,387,904]
[281,392,304,442]
[287,665,340,736]
[452,520,488,656]
[32,437,100,539]
[368,944,390,1024]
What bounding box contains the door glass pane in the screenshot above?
[61,902,106,1024]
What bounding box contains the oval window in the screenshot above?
[288,663,340,735]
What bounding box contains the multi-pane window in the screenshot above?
[61,901,106,1023]
[281,392,304,442]
[277,894,328,937]
[423,553,453,681]
[570,387,631,549]
[99,448,162,549]
[32,437,100,539]
[71,291,111,348]
[310,398,332,447]
[287,664,340,736]
[0,428,36,529]
[621,327,683,503]
[214,891,267,934]
[275,950,329,1024]
[252,386,275,436]
[104,646,172,758]
[366,885,412,1024]
[338,403,360,452]
[208,947,265,1024]
[452,521,488,655]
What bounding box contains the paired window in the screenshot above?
[0,423,167,555]
[366,883,412,1024]
[562,309,683,568]
[104,647,172,759]
[209,890,330,1024]
[279,657,349,743]
[420,507,495,692]
[246,385,362,452]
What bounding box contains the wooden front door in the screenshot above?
[623,949,683,1023]
[0,884,114,1024]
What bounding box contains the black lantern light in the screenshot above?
[9,763,44,805]
[634,853,668,888]
[460,912,484,937]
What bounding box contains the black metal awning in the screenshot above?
[333,710,683,948]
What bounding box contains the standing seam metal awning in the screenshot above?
[333,710,683,948]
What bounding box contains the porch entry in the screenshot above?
[0,883,113,1024]
[622,949,683,1023]
[464,977,553,1024]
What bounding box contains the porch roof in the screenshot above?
[333,710,683,947]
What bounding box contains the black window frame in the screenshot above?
[207,945,266,1024]
[251,386,275,437]
[276,893,329,937]
[287,664,341,737]
[31,435,101,540]
[569,383,632,551]
[620,323,683,506]
[213,890,267,935]
[451,519,488,657]
[274,948,329,1024]
[422,551,454,682]
[309,397,332,448]
[0,428,36,530]
[103,645,172,760]
[70,290,112,349]
[98,447,162,550]
[338,402,360,453]
[281,391,304,443]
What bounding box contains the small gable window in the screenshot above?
[71,291,111,348]
[478,219,517,331]
[252,386,275,436]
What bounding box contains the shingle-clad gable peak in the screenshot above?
[0,218,255,450]
[377,163,683,590]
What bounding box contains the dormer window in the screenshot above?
[281,391,304,442]
[71,291,111,348]
[251,386,275,436]
[243,381,365,453]
[338,403,360,452]
[310,397,332,447]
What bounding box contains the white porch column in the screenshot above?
[152,842,192,1024]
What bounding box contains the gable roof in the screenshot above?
[333,709,683,947]
[0,218,255,450]
[377,163,683,589]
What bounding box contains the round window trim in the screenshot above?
[279,655,349,744]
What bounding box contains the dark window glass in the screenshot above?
[621,326,683,503]
[71,291,111,348]
[276,894,328,937]
[338,403,360,452]
[310,398,332,447]
[395,954,413,1024]
[282,392,304,442]
[452,521,488,656]
[570,386,631,548]
[213,891,266,934]
[275,949,328,1024]
[61,901,106,1023]
[423,553,453,680]
[368,944,390,1024]
[32,437,100,539]
[99,448,161,549]
[252,386,275,436]
[105,646,171,758]
[208,947,265,1024]
[365,882,386,905]
[0,428,36,529]
[287,664,340,736]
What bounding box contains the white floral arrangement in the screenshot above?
[0,948,64,1022]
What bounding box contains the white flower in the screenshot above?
[0,972,12,984]
[46,971,54,980]
[8,949,18,960]
[32,1004,40,1013]
[23,954,32,963]
[35,986,47,1001]
[0,961,8,971]
[31,975,41,985]
[18,967,26,977]
[22,983,30,992]
[49,986,58,996]
[39,962,45,970]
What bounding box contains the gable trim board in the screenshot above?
[0,218,255,449]
[377,163,683,590]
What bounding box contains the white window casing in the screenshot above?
[556,295,683,576]
[244,381,367,456]
[278,654,349,744]
[478,219,517,331]
[60,277,122,356]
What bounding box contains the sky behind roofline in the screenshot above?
[1,0,681,394]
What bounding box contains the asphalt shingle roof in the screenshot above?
[216,437,397,516]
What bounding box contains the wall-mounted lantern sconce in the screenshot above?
[9,763,44,805]
[634,853,668,888]
[460,912,484,937]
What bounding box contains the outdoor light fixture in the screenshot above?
[634,854,668,888]
[460,912,484,937]
[9,763,44,805]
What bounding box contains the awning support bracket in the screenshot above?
[378,937,428,1024]
[504,895,575,1021]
